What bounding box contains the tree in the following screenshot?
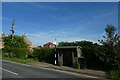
[98,24,120,70]
[3,35,29,58]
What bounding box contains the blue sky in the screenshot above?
[0,2,1,35]
[2,2,118,46]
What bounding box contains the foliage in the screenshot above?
[2,57,37,64]
[58,41,104,70]
[2,35,29,58]
[32,48,55,64]
[58,24,120,71]
[73,61,80,69]
[98,24,120,70]
[4,35,28,48]
[0,49,1,54]
[107,70,120,80]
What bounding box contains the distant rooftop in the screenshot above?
[43,42,56,46]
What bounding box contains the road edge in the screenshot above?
[2,60,105,79]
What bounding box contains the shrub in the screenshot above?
[107,70,120,80]
[32,48,55,64]
[3,35,29,59]
[73,61,80,69]
[2,47,29,58]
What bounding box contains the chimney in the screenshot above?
[22,33,27,38]
[2,32,5,40]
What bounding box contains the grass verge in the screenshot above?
[2,57,37,64]
[107,70,120,80]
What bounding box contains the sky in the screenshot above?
[2,2,118,46]
[1,0,120,2]
[0,2,1,35]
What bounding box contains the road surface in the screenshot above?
[1,60,101,79]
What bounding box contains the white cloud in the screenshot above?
[28,33,51,39]
[58,37,94,42]
[26,30,102,46]
[27,31,72,39]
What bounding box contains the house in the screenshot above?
[43,42,56,48]
[56,46,84,68]
[22,33,36,51]
[0,32,5,49]
[0,38,3,49]
[0,32,36,51]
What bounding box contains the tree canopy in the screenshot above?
[98,24,120,70]
[58,41,103,70]
[3,35,29,58]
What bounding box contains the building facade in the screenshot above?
[43,42,56,48]
[0,32,5,49]
[22,33,36,51]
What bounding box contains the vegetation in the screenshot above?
[107,70,120,80]
[98,24,120,70]
[2,35,29,58]
[32,48,55,64]
[58,24,120,79]
[58,41,104,70]
[2,34,55,64]
[98,24,120,79]
[2,34,37,63]
[2,23,120,79]
[73,61,80,69]
[0,49,2,59]
[2,57,36,64]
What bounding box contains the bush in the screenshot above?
[2,47,29,58]
[107,70,120,80]
[73,61,80,69]
[2,35,29,58]
[32,48,55,64]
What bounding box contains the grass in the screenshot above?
[0,54,2,59]
[107,70,120,80]
[2,57,38,64]
[0,50,2,59]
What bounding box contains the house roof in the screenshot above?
[24,37,32,45]
[43,42,56,46]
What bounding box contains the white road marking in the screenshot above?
[0,67,18,75]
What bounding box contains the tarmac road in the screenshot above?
[1,60,101,80]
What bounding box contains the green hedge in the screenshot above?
[73,61,80,69]
[32,48,55,64]
[2,47,29,58]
